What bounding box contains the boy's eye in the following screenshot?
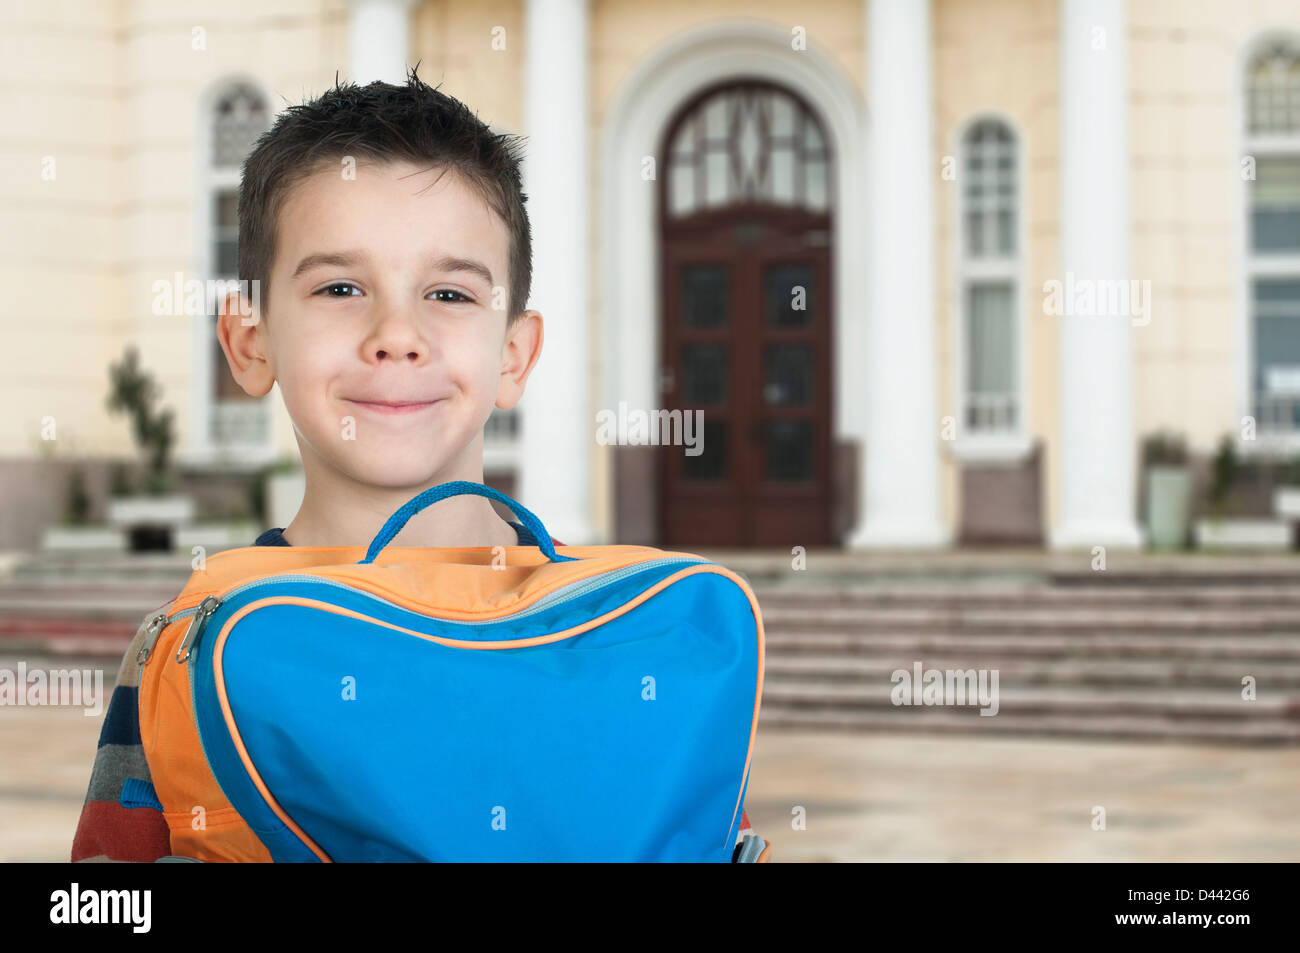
[312,284,472,303]
[316,282,361,297]
[429,289,473,304]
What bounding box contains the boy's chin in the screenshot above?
[343,458,456,491]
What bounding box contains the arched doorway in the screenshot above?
[657,80,835,547]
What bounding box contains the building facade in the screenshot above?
[2,0,1298,551]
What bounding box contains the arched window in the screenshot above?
[1245,40,1300,434]
[664,83,831,217]
[956,118,1022,438]
[203,82,270,447]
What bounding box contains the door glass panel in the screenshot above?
[669,161,695,217]
[765,345,812,405]
[683,419,727,480]
[767,420,813,480]
[704,151,729,207]
[682,344,727,405]
[803,118,825,153]
[770,149,796,204]
[682,265,728,327]
[764,263,814,326]
[805,158,828,211]
[770,92,796,137]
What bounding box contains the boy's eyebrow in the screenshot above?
[291,250,495,288]
[429,255,495,289]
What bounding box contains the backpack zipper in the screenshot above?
[136,600,209,667]
[175,596,221,664]
[135,611,172,665]
[165,555,707,666]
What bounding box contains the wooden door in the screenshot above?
[659,209,832,546]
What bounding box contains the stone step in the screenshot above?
[727,566,1300,590]
[764,654,1300,688]
[759,680,1296,714]
[762,631,1300,660]
[0,595,177,619]
[0,631,133,658]
[5,587,1300,630]
[751,584,1300,607]
[9,552,195,571]
[760,605,1300,634]
[1045,569,1300,582]
[755,706,1300,744]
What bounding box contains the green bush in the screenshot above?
[63,467,91,525]
[105,346,177,496]
[1141,430,1188,468]
[1208,434,1238,514]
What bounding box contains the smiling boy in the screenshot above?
[227,74,543,552]
[71,68,766,862]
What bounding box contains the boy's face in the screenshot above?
[221,159,541,491]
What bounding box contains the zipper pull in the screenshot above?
[135,611,170,666]
[175,596,220,664]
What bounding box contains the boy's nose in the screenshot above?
[363,312,429,364]
[372,345,424,361]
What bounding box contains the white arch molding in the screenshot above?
[598,18,871,544]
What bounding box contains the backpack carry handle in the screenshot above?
[358,480,578,565]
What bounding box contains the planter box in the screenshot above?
[0,552,27,579]
[41,525,127,552]
[1274,487,1300,519]
[1145,465,1191,549]
[175,522,261,552]
[107,495,195,527]
[1194,518,1291,551]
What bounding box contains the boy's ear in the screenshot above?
[216,290,276,398]
[496,309,544,411]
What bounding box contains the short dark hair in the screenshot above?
[238,64,531,325]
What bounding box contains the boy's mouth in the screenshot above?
[344,397,445,416]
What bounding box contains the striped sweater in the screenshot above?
[71,522,769,862]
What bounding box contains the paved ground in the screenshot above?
[2,652,1296,862]
[744,728,1300,862]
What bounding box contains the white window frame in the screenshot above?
[1236,31,1300,459]
[949,112,1031,462]
[179,74,277,471]
[482,121,524,476]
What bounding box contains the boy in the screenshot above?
[71,67,767,862]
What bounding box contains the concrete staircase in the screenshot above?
[4,547,1300,743]
[732,558,1300,744]
[0,551,192,656]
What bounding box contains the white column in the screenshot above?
[1053,0,1141,549]
[348,0,417,85]
[519,0,594,544]
[849,0,947,548]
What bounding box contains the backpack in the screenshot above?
[134,480,765,861]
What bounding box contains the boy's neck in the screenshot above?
[282,446,520,550]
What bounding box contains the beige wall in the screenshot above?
[0,0,124,460]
